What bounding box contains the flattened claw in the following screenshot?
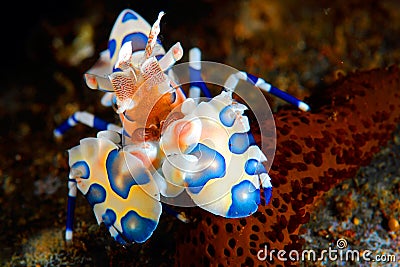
[160,92,271,218]
[68,137,161,244]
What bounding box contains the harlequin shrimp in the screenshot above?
[54,9,310,245]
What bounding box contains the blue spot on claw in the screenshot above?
[120,210,158,243]
[71,160,90,179]
[86,183,106,207]
[185,143,226,194]
[228,132,256,154]
[106,149,142,199]
[102,209,117,228]
[122,12,138,22]
[244,159,267,175]
[227,180,260,218]
[108,39,117,59]
[219,105,236,127]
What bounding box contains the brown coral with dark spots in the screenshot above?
[175,66,400,267]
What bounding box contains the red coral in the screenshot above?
[175,66,400,267]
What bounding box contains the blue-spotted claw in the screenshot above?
[159,91,272,218]
[68,137,162,244]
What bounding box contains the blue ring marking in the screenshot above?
[71,113,79,124]
[93,116,110,131]
[121,32,148,52]
[66,194,76,232]
[269,86,301,107]
[106,149,150,199]
[269,85,303,109]
[120,210,158,243]
[122,11,138,22]
[55,120,72,136]
[244,159,267,175]
[219,105,236,127]
[54,114,79,136]
[246,72,308,110]
[246,73,259,85]
[116,234,128,245]
[189,66,212,98]
[85,183,107,207]
[185,143,226,194]
[228,132,256,154]
[102,209,117,228]
[263,187,272,205]
[70,161,90,179]
[108,39,117,59]
[227,180,260,218]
